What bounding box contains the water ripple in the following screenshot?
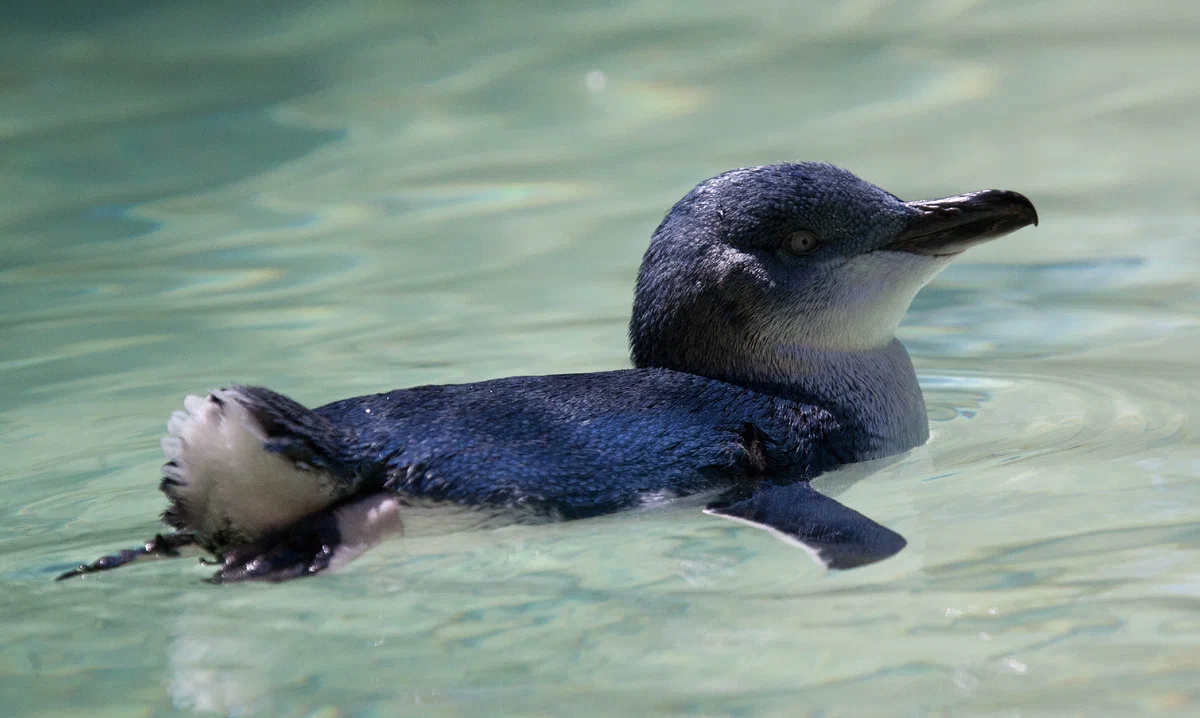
[3,1,1200,716]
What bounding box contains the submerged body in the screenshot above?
[59,162,1037,583]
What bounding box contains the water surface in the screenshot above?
[3,1,1199,715]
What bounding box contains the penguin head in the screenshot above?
[629,162,1037,378]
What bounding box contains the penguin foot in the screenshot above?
[209,509,341,583]
[209,492,402,583]
[56,532,197,581]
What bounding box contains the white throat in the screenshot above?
[774,251,952,352]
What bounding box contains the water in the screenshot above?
[2,1,1199,715]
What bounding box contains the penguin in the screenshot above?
[57,162,1037,583]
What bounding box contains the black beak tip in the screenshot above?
[995,189,1039,227]
[893,188,1039,256]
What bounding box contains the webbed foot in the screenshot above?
[210,492,402,583]
[210,505,342,583]
[56,532,197,581]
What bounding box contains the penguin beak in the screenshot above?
[886,189,1039,257]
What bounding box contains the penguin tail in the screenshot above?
[57,386,400,583]
[159,385,363,549]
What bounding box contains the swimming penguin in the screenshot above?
[58,162,1037,583]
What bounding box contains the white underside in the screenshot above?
[162,389,340,543]
[329,493,404,570]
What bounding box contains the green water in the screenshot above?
[3,1,1199,715]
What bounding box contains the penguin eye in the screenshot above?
[788,231,820,255]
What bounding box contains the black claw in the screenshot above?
[55,532,198,581]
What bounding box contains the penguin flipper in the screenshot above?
[704,481,906,569]
[55,532,197,581]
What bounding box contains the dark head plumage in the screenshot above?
[629,162,1037,383]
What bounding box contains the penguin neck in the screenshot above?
[734,339,930,458]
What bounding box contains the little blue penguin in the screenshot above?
[58,162,1037,583]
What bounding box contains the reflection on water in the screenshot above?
[2,1,1199,715]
